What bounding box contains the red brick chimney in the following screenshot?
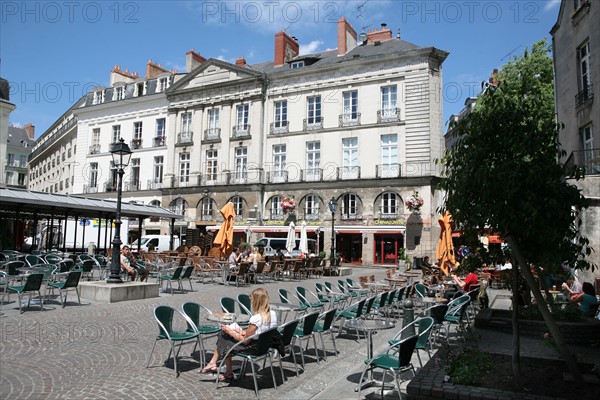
[337,17,357,56]
[366,23,393,44]
[489,68,499,86]
[146,59,175,79]
[235,57,247,67]
[23,123,35,140]
[186,49,206,72]
[274,30,299,67]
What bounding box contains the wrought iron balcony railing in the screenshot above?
[89,144,101,155]
[177,131,193,145]
[203,128,221,141]
[377,107,400,123]
[130,138,143,150]
[339,113,361,127]
[575,84,593,108]
[267,170,288,183]
[147,179,163,190]
[270,121,289,134]
[301,168,323,182]
[303,117,323,131]
[153,136,166,147]
[337,166,361,180]
[376,164,401,178]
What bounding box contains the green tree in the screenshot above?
[439,39,593,384]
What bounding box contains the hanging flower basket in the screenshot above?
[405,192,424,213]
[281,196,296,214]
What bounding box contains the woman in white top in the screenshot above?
[201,288,277,381]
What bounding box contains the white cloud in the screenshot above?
[300,40,324,55]
[165,62,186,73]
[544,0,560,12]
[10,122,23,128]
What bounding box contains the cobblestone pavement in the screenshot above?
[1,267,425,400]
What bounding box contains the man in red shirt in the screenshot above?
[444,272,478,300]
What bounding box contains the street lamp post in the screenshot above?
[108,138,132,284]
[328,197,337,264]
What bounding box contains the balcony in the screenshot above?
[377,107,400,123]
[228,169,262,184]
[575,84,593,109]
[83,185,98,194]
[170,174,201,188]
[177,131,193,145]
[270,121,289,135]
[376,164,401,178]
[338,166,361,180]
[232,124,251,139]
[200,172,229,186]
[339,113,361,127]
[147,179,163,190]
[124,181,140,191]
[229,171,248,185]
[153,136,166,147]
[104,181,117,192]
[267,170,288,183]
[89,144,101,155]
[130,138,143,150]
[203,128,221,141]
[301,168,323,182]
[5,160,27,171]
[569,148,600,175]
[303,117,323,131]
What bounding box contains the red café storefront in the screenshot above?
[336,227,405,265]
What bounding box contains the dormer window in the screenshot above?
[136,82,146,97]
[158,77,170,92]
[93,89,104,104]
[115,86,125,101]
[291,61,305,69]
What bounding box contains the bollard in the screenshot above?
[401,298,415,339]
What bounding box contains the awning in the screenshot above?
[0,187,183,221]
[487,235,503,244]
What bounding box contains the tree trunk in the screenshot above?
[510,257,522,388]
[507,236,582,384]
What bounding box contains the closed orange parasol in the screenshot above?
[435,211,456,275]
[213,202,236,259]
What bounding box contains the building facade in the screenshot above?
[30,18,449,265]
[551,0,600,281]
[5,124,34,188]
[1,77,16,187]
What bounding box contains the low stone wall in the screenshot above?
[475,308,600,344]
[407,350,560,400]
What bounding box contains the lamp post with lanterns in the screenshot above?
[328,197,338,264]
[108,138,132,283]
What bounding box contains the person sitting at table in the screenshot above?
[561,275,582,298]
[275,247,285,261]
[228,246,242,271]
[121,245,150,282]
[568,282,598,316]
[240,246,253,262]
[120,245,137,281]
[200,288,278,381]
[444,270,478,300]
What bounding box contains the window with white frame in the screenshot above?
[153,156,163,184]
[380,192,398,216]
[156,118,166,137]
[306,141,321,180]
[271,195,283,217]
[208,109,220,132]
[578,41,591,91]
[230,196,244,217]
[179,152,190,183]
[115,86,125,101]
[134,122,143,140]
[205,150,218,183]
[93,89,104,104]
[91,128,100,145]
[130,158,140,189]
[342,137,359,178]
[582,125,595,172]
[381,85,398,116]
[200,198,213,220]
[181,112,192,133]
[89,162,98,187]
[170,198,186,215]
[234,146,248,182]
[136,82,146,97]
[272,144,286,182]
[343,90,358,120]
[291,61,305,69]
[237,104,249,129]
[274,100,288,127]
[307,96,321,124]
[158,77,169,92]
[112,125,120,143]
[380,134,398,177]
[303,194,320,218]
[341,193,358,218]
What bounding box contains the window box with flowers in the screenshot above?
[405,192,424,213]
[281,195,297,224]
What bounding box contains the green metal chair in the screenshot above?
[357,334,419,399]
[1,273,45,313]
[47,270,81,308]
[147,305,201,377]
[388,316,434,367]
[278,288,308,319]
[216,327,279,398]
[220,296,249,327]
[295,286,325,310]
[160,266,184,295]
[181,302,221,368]
[443,294,471,342]
[313,308,338,361]
[237,293,253,317]
[335,297,367,335]
[276,318,301,379]
[25,254,47,268]
[178,265,195,292]
[293,311,321,367]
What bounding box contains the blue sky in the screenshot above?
[1,0,561,138]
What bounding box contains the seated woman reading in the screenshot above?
[201,288,278,381]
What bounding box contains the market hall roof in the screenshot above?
[0,187,183,220]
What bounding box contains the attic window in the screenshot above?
[291,61,305,69]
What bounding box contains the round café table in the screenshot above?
[206,312,250,325]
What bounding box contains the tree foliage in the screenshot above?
[439,39,593,272]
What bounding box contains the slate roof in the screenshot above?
[7,126,35,148]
